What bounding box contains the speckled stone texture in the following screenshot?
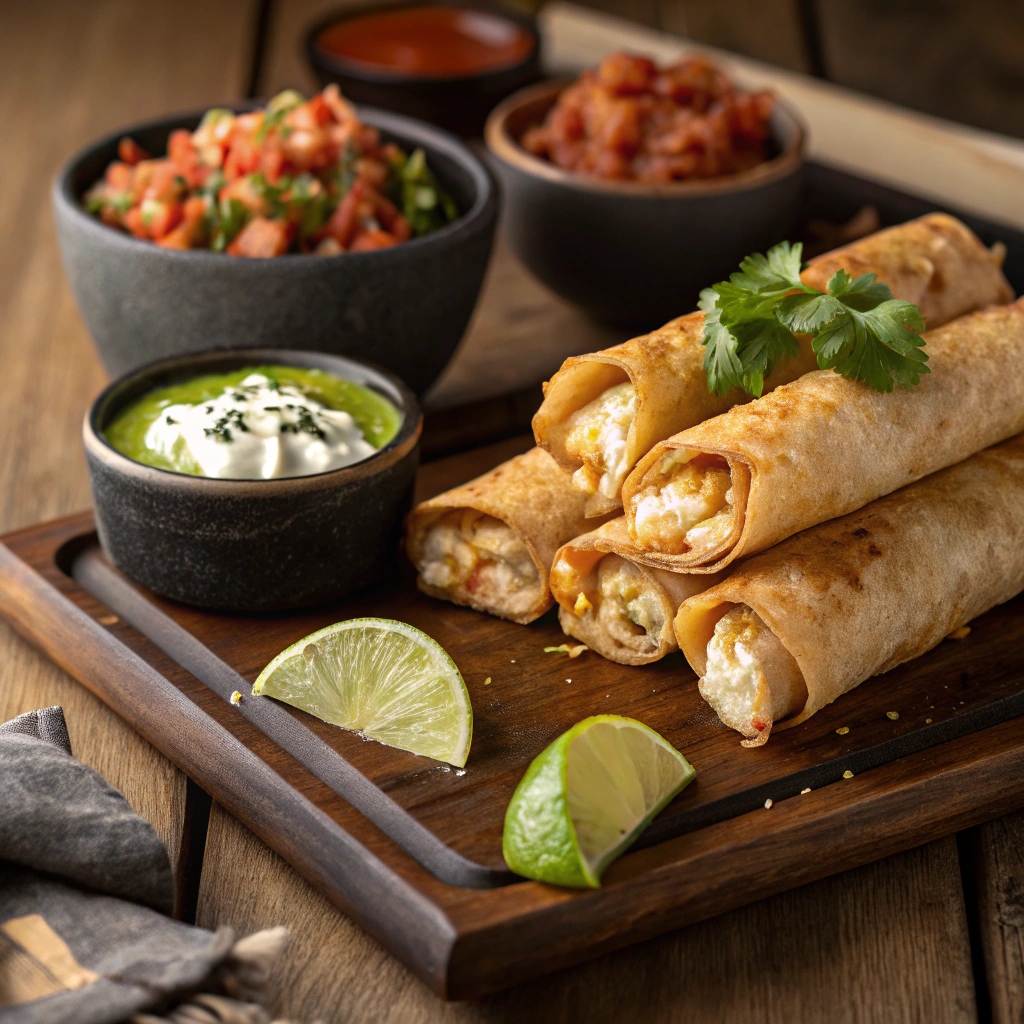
[54,107,498,396]
[85,349,421,611]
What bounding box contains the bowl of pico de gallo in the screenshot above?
[53,86,498,395]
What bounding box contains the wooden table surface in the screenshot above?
[4,2,1024,1021]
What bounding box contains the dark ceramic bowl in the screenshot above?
[485,80,805,327]
[54,106,498,396]
[84,348,421,611]
[305,3,541,136]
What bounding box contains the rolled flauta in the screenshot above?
[674,434,1024,745]
[532,214,1012,518]
[622,298,1024,573]
[406,447,605,624]
[549,517,721,665]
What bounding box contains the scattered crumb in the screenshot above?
[947,626,971,641]
[230,690,242,706]
[925,718,933,724]
[544,643,588,658]
[801,788,811,795]
[566,678,572,684]
[483,677,491,686]
[606,694,610,698]
[764,798,773,809]
[98,614,119,626]
[842,770,854,779]
[960,701,965,705]
[455,769,466,777]
[574,592,593,615]
[886,711,899,720]
[836,726,850,736]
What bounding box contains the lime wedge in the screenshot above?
[252,618,472,767]
[503,715,694,888]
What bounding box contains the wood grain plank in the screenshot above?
[974,813,1024,1024]
[660,0,811,73]
[0,0,257,905]
[199,806,977,1023]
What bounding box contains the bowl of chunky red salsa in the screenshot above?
[54,93,498,391]
[83,86,458,256]
[485,53,804,325]
[306,4,540,136]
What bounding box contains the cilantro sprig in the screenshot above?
[700,241,928,397]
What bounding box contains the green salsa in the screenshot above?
[105,364,402,477]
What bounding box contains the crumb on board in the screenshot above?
[947,626,971,641]
[483,677,491,685]
[544,643,588,658]
[98,615,119,626]
[926,718,933,724]
[842,770,854,779]
[510,659,516,663]
[230,690,242,705]
[566,678,572,684]
[764,798,773,809]
[886,711,899,720]
[836,726,850,736]
[801,788,811,795]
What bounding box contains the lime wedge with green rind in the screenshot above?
[503,715,694,888]
[252,617,472,767]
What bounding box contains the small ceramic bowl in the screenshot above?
[485,80,805,327]
[54,106,498,396]
[84,349,421,611]
[305,3,541,136]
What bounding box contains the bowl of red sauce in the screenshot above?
[306,3,540,136]
[486,53,805,326]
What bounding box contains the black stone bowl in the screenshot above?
[485,80,805,328]
[83,348,421,612]
[54,106,498,396]
[305,3,541,137]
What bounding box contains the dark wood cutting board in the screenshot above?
[3,435,1024,998]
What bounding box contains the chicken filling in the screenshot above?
[563,382,638,500]
[630,451,734,554]
[418,511,539,618]
[569,555,665,653]
[699,605,805,743]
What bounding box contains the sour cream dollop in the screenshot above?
[145,373,379,479]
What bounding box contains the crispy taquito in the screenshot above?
[533,214,1012,517]
[406,447,603,624]
[549,517,720,665]
[675,434,1024,745]
[622,298,1024,572]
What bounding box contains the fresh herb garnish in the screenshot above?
[392,148,458,238]
[700,241,928,396]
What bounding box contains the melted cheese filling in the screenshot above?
[631,452,733,554]
[699,605,804,742]
[418,511,540,618]
[583,555,665,654]
[563,382,637,500]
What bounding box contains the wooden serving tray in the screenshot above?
[3,436,1024,998]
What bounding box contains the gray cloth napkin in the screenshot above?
[0,707,292,1024]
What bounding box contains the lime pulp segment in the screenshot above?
[503,715,695,888]
[252,618,472,767]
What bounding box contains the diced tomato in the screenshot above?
[319,180,365,248]
[227,217,294,257]
[288,93,333,131]
[124,206,148,239]
[219,175,267,215]
[350,229,397,252]
[168,130,198,176]
[117,137,149,166]
[223,132,260,180]
[369,191,410,241]
[105,162,134,190]
[156,224,192,249]
[141,199,183,240]
[260,140,286,184]
[142,161,184,202]
[157,196,207,248]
